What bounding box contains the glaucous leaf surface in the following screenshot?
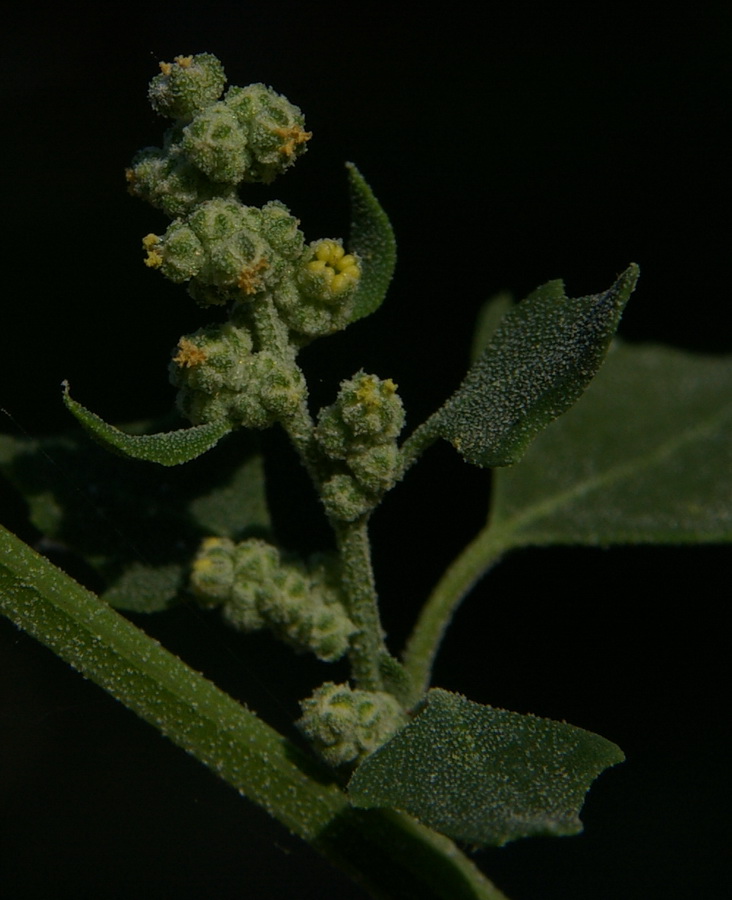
[345,162,397,323]
[348,688,624,847]
[432,265,639,468]
[490,341,732,545]
[63,383,231,466]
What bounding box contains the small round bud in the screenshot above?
[148,53,226,121]
[126,146,230,218]
[297,682,407,767]
[170,322,254,425]
[189,537,237,605]
[320,473,374,522]
[248,351,307,422]
[316,372,405,456]
[224,83,311,183]
[150,222,205,283]
[348,443,401,494]
[181,103,249,183]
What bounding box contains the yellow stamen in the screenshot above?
[173,338,208,368]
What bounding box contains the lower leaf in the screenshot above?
[348,688,624,847]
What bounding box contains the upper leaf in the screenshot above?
[490,340,732,545]
[63,383,231,466]
[345,162,397,324]
[430,265,639,468]
[348,688,624,847]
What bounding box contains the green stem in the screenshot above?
[403,523,511,696]
[398,417,441,477]
[333,516,388,692]
[0,524,509,900]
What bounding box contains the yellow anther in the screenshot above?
[355,376,379,407]
[159,61,173,76]
[142,233,163,268]
[192,555,214,573]
[237,258,269,295]
[173,338,208,368]
[314,240,344,264]
[174,55,194,68]
[304,241,361,301]
[201,536,227,550]
[335,253,357,273]
[273,125,312,158]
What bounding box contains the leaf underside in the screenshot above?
[348,688,624,848]
[433,265,639,468]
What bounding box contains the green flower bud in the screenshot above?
[148,53,226,121]
[248,351,308,422]
[169,322,254,425]
[181,103,249,183]
[297,682,407,767]
[348,443,401,494]
[189,536,238,606]
[320,473,375,522]
[316,372,405,455]
[224,83,311,183]
[148,198,304,307]
[126,146,231,218]
[143,223,205,283]
[190,540,354,662]
[170,324,307,428]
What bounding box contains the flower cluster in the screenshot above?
[190,538,356,662]
[169,322,306,428]
[315,372,405,520]
[297,681,407,766]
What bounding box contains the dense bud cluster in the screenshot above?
[148,54,226,121]
[297,681,407,766]
[130,52,363,347]
[169,322,306,427]
[315,372,405,520]
[128,55,310,219]
[190,538,356,662]
[144,198,304,307]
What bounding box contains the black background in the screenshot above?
[1,3,729,898]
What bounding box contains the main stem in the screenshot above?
[333,515,387,691]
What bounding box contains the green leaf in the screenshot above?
[0,425,269,612]
[100,562,184,613]
[348,688,624,847]
[490,340,732,545]
[0,525,509,900]
[345,162,397,323]
[63,382,231,466]
[430,265,639,468]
